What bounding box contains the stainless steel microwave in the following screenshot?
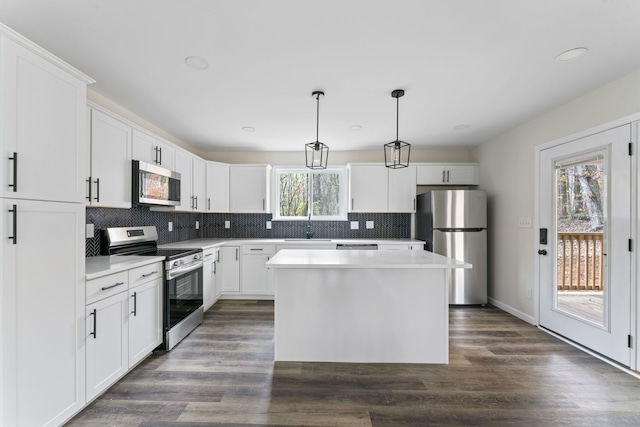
[132,160,181,206]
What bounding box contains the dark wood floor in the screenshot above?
[67,300,640,426]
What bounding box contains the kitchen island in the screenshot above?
[266,249,471,364]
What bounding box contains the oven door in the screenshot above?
[165,262,204,330]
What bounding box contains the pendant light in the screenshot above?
[305,91,329,169]
[384,89,411,169]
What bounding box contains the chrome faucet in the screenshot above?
[306,213,314,239]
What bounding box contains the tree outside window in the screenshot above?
[275,167,347,220]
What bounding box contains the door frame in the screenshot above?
[534,112,639,372]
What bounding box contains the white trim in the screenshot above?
[540,327,640,380]
[0,22,94,84]
[488,297,536,325]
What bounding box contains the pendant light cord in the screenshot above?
[316,92,320,143]
[396,95,400,142]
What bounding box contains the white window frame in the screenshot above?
[273,166,348,221]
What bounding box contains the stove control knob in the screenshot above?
[193,254,201,261]
[172,261,180,268]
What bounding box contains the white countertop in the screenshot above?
[266,249,471,269]
[158,238,424,250]
[86,255,165,280]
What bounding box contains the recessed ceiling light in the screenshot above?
[454,124,469,131]
[185,56,209,70]
[349,125,363,131]
[555,47,588,62]
[242,126,255,132]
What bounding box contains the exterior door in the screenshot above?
[538,124,631,366]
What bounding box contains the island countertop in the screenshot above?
[266,248,472,269]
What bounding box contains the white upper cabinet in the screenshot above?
[416,163,478,185]
[229,165,271,213]
[0,35,90,203]
[206,162,229,212]
[88,107,133,208]
[387,166,416,212]
[132,128,175,170]
[174,149,194,211]
[192,156,206,212]
[348,164,388,212]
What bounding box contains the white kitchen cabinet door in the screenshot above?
[203,260,216,311]
[416,164,478,185]
[229,165,270,213]
[128,278,163,368]
[192,156,206,212]
[219,246,240,293]
[206,162,230,212]
[89,108,133,208]
[132,128,175,170]
[1,199,85,427]
[387,165,416,212]
[241,254,273,295]
[0,36,88,203]
[86,291,129,402]
[348,164,388,212]
[174,149,194,211]
[446,165,479,185]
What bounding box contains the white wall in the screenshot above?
[471,67,640,320]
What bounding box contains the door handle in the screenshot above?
[8,204,17,244]
[93,178,100,203]
[131,292,137,316]
[538,249,547,256]
[8,152,17,192]
[89,309,97,339]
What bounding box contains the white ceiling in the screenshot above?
[2,0,640,153]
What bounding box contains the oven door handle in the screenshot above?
[167,261,203,279]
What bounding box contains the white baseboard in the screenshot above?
[488,297,536,325]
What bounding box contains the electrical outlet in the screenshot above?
[195,220,200,230]
[350,221,359,230]
[85,223,94,239]
[518,217,532,228]
[225,220,230,229]
[366,221,374,229]
[526,288,532,299]
[168,221,173,232]
[266,221,272,229]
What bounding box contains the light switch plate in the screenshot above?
[168,221,173,232]
[350,221,359,230]
[225,220,231,229]
[195,220,199,229]
[366,221,374,229]
[85,223,94,239]
[266,221,272,229]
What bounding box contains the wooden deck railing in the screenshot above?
[557,232,604,291]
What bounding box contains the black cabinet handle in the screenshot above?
[93,178,100,203]
[131,292,137,316]
[195,196,198,210]
[101,282,125,291]
[446,170,450,182]
[208,198,211,211]
[141,271,158,278]
[159,147,162,165]
[90,309,97,339]
[154,146,159,164]
[8,204,17,244]
[86,176,92,201]
[442,170,446,183]
[8,152,17,192]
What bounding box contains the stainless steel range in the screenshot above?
[102,226,204,350]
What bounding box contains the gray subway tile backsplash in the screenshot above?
[86,206,410,257]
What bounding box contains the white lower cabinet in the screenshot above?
[85,291,129,402]
[85,261,162,403]
[203,247,220,311]
[241,244,276,295]
[219,246,240,293]
[1,200,85,427]
[128,278,163,368]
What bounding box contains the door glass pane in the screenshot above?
[554,150,606,326]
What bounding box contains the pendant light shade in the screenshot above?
[306,91,329,169]
[384,89,411,169]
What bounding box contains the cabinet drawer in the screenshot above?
[242,244,276,255]
[377,244,410,250]
[203,247,218,261]
[128,262,163,288]
[87,271,128,304]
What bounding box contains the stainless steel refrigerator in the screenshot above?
[416,190,487,305]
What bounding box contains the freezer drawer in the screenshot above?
[433,229,487,305]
